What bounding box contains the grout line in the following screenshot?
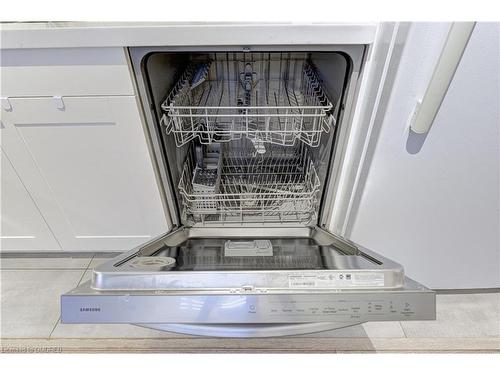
[49,262,91,340]
[78,254,95,286]
[399,322,408,339]
[0,252,99,271]
[0,252,119,259]
[84,253,96,273]
[0,267,90,271]
[48,318,61,340]
[435,288,500,295]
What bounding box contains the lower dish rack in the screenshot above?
[161,56,335,148]
[178,140,321,225]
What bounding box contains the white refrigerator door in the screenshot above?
[346,22,500,289]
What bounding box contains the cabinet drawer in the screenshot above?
[3,96,114,124]
[1,47,134,97]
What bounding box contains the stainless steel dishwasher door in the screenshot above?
[61,227,435,337]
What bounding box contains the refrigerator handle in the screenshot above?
[409,22,475,134]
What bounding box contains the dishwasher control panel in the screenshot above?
[62,283,435,324]
[262,298,417,320]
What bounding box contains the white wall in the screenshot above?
[347,23,500,289]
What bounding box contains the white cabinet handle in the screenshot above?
[53,96,65,110]
[410,22,475,134]
[1,97,12,111]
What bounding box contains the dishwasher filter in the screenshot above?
[128,257,176,270]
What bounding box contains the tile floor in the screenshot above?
[1,254,499,353]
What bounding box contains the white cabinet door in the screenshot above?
[1,96,168,251]
[0,147,61,251]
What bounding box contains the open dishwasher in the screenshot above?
[61,48,435,337]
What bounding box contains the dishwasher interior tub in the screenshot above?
[61,48,435,338]
[147,51,347,228]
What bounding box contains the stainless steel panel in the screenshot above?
[60,227,435,335]
[61,277,435,324]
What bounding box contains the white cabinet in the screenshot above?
[1,147,61,251]
[1,96,168,251]
[1,47,168,252]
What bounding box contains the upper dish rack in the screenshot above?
[160,58,336,148]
